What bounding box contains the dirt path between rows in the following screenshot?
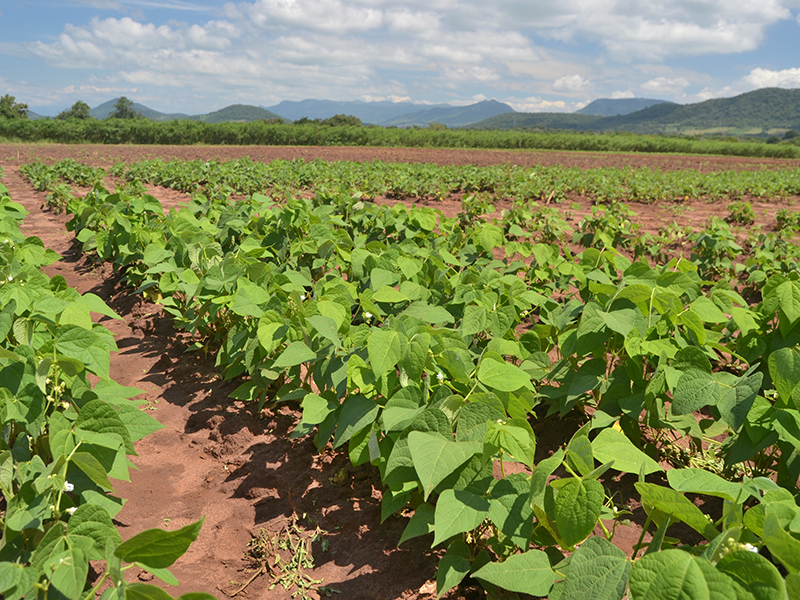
[4,143,800,600]
[3,162,444,600]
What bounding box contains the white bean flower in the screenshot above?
[7,275,12,282]
[436,371,444,382]
[364,311,373,320]
[743,543,759,553]
[63,481,75,493]
[300,294,306,301]
[66,507,77,515]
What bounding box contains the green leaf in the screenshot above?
[477,358,533,393]
[437,540,472,599]
[716,550,786,600]
[60,302,93,329]
[592,428,662,475]
[48,546,88,599]
[488,473,534,549]
[401,333,430,381]
[485,420,535,469]
[403,302,454,325]
[471,549,555,597]
[666,468,750,503]
[67,504,121,561]
[135,564,180,586]
[636,483,718,540]
[299,393,337,425]
[566,431,594,477]
[399,503,435,546]
[112,404,166,443]
[718,372,763,432]
[407,431,481,500]
[461,305,487,336]
[307,315,341,348]
[80,292,123,320]
[769,347,800,410]
[432,488,490,547]
[530,448,564,508]
[125,583,175,600]
[787,574,800,600]
[553,478,604,548]
[456,402,503,443]
[368,329,404,379]
[71,451,113,490]
[272,341,316,369]
[671,370,719,415]
[75,399,135,454]
[474,223,504,253]
[372,286,410,303]
[762,513,800,574]
[691,296,728,324]
[115,518,204,569]
[601,306,644,337]
[560,537,630,600]
[775,280,800,329]
[0,563,23,594]
[629,550,745,600]
[56,325,111,379]
[333,395,378,448]
[30,521,66,572]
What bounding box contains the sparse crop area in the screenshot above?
[4,144,800,600]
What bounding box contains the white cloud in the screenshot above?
[641,76,690,97]
[744,67,800,88]
[360,94,412,102]
[695,85,736,101]
[504,96,586,113]
[483,0,793,59]
[553,74,590,92]
[232,0,384,33]
[442,66,501,84]
[13,0,800,112]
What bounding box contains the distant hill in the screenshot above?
[577,98,672,117]
[27,110,46,120]
[586,87,800,134]
[192,104,284,124]
[90,99,189,121]
[265,98,513,126]
[384,100,515,127]
[89,98,283,123]
[468,88,800,135]
[264,99,451,125]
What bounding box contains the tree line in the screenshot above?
[0,95,140,120]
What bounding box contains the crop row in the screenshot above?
[102,157,800,204]
[0,172,212,600]
[24,157,800,298]
[36,154,800,600]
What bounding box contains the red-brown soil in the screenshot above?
[3,143,797,600]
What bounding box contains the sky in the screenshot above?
[2,0,800,116]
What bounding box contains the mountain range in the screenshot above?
[79,97,512,128]
[469,88,800,135]
[25,87,800,136]
[576,98,672,116]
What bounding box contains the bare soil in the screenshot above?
[3,143,797,600]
